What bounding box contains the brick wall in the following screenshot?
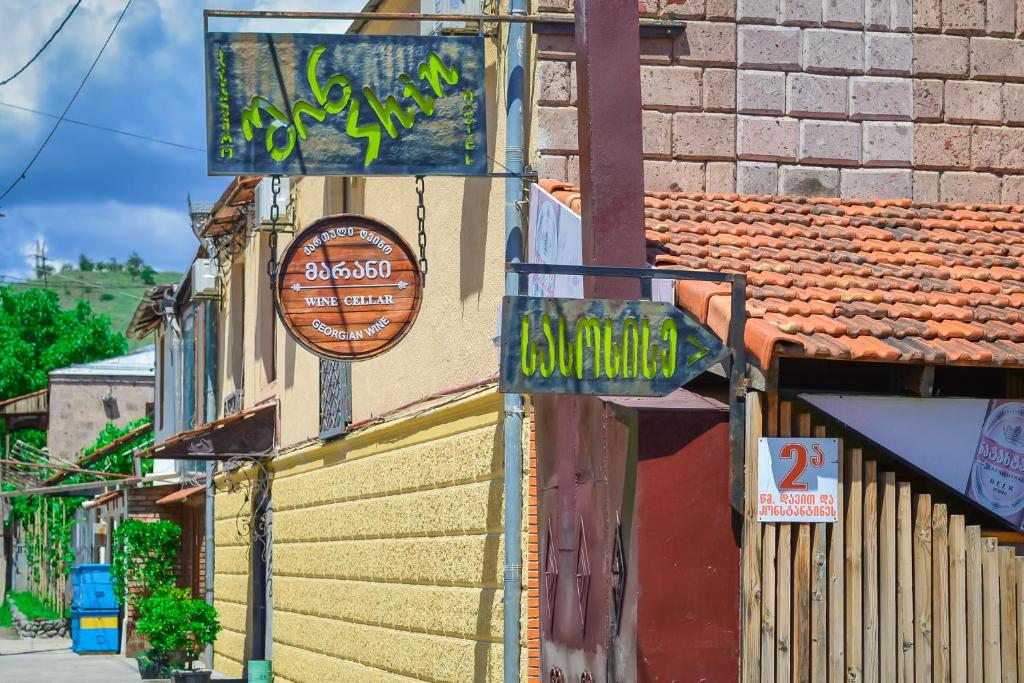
[532,0,1024,203]
[123,485,205,657]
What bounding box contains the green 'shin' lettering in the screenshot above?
[519,314,681,381]
[240,46,462,166]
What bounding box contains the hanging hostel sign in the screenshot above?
[499,296,726,397]
[275,215,423,360]
[205,33,488,176]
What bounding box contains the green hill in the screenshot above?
[10,270,181,349]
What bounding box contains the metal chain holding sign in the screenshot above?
[415,175,427,284]
[266,175,281,288]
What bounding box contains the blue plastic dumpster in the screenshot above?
[71,564,117,611]
[71,609,119,654]
[70,564,120,654]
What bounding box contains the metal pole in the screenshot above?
[503,0,526,678]
[204,300,218,669]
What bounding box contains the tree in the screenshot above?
[126,251,145,277]
[78,255,94,271]
[140,266,156,285]
[105,257,122,272]
[0,287,128,401]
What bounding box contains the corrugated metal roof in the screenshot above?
[49,345,155,378]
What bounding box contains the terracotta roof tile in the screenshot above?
[541,182,1024,368]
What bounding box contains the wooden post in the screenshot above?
[999,547,1017,683]
[914,494,933,683]
[983,537,1001,683]
[898,482,916,683]
[881,472,898,683]
[846,447,864,683]
[742,392,764,682]
[934,504,951,683]
[949,516,968,683]
[967,526,984,683]
[777,401,793,683]
[864,460,880,683]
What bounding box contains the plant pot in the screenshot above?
[171,671,212,683]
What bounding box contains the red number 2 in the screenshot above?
[778,443,809,491]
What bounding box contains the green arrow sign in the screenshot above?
[499,296,727,397]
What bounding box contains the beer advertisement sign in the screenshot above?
[802,395,1024,531]
[757,438,840,523]
[205,33,487,176]
[275,214,423,360]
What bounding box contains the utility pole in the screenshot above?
[32,240,50,288]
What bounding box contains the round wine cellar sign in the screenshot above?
[275,214,424,361]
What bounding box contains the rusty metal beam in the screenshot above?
[574,0,647,298]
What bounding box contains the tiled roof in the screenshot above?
[540,181,1024,369]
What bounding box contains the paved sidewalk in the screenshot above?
[0,646,142,682]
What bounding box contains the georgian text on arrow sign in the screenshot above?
[499,296,727,397]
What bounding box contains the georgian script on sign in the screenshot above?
[205,32,487,177]
[499,296,727,397]
[275,216,423,360]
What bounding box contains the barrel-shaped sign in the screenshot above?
[499,296,727,397]
[275,215,423,360]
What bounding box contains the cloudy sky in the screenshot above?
[0,0,362,278]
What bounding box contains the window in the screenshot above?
[182,306,196,431]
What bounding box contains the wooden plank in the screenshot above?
[763,521,778,683]
[742,392,764,683]
[795,524,812,683]
[983,537,1001,683]
[762,389,779,683]
[1016,559,1024,683]
[967,526,984,683]
[915,494,933,683]
[777,401,793,683]
[846,447,864,683]
[777,524,793,683]
[810,423,829,683]
[828,429,846,683]
[899,482,916,683]
[934,504,951,683]
[999,547,1017,683]
[949,516,968,683]
[864,460,880,683]
[881,472,898,683]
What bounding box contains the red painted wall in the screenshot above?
[636,409,740,682]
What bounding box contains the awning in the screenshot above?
[0,389,48,431]
[127,285,174,340]
[43,423,154,487]
[141,402,277,460]
[604,388,728,411]
[156,484,206,506]
[83,491,122,509]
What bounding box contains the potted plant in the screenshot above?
[136,587,221,683]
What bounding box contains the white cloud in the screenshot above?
[1,199,196,278]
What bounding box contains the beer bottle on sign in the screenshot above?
[968,401,1024,527]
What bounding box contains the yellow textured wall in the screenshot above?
[268,389,510,682]
[213,485,252,679]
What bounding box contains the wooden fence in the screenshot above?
[742,394,1024,683]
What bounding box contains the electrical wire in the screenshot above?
[0,0,133,203]
[0,0,82,86]
[0,100,205,153]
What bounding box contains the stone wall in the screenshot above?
[6,598,69,639]
[532,0,1024,203]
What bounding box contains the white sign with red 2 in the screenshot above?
[757,437,840,523]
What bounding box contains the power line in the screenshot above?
[0,100,205,153]
[0,0,133,204]
[1,0,82,87]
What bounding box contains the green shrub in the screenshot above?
[136,587,220,671]
[111,519,181,608]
